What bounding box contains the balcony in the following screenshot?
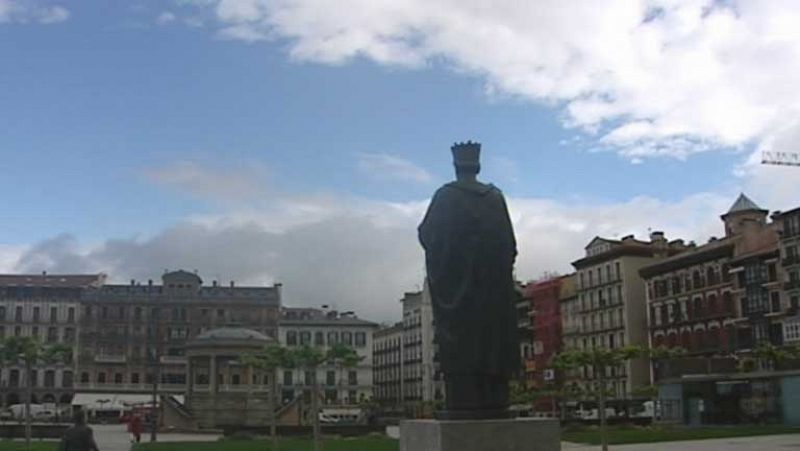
[783,255,800,267]
[787,280,800,291]
[160,355,187,364]
[94,355,127,364]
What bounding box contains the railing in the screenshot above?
[160,355,187,364]
[94,355,127,364]
[72,382,188,392]
[783,255,800,266]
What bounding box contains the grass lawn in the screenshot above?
[0,442,57,451]
[563,424,800,445]
[133,438,399,451]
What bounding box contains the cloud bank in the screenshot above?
[0,0,68,24]
[175,0,800,161]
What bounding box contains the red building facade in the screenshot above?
[527,277,563,389]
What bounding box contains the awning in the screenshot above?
[71,393,184,411]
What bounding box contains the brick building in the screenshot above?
[527,277,563,389]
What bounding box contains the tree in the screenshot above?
[750,343,800,371]
[240,344,293,451]
[290,346,327,451]
[552,345,683,451]
[326,343,362,404]
[0,337,72,450]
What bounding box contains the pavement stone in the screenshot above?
[91,424,221,451]
[562,433,800,450]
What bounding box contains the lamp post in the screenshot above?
[148,312,161,442]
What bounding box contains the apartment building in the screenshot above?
[278,307,377,405]
[373,322,403,405]
[0,273,105,406]
[571,232,687,400]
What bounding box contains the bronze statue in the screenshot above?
[418,141,520,419]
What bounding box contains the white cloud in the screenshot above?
[0,0,69,24]
[182,0,800,161]
[156,11,177,25]
[18,158,785,322]
[144,160,271,204]
[356,152,434,184]
[0,245,25,272]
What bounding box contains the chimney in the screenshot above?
[148,279,153,286]
[621,234,635,243]
[42,270,47,276]
[230,280,235,288]
[212,280,218,287]
[649,231,665,242]
[130,279,135,286]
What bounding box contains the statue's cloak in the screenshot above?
[418,180,520,376]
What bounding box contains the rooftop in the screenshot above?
[280,307,378,327]
[193,327,272,342]
[724,193,766,216]
[0,273,106,288]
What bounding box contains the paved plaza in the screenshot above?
[563,434,800,451]
[91,424,220,451]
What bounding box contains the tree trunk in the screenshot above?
[151,360,160,442]
[312,372,322,451]
[271,369,278,451]
[598,368,608,451]
[25,361,32,450]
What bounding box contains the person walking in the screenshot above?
[59,411,100,451]
[128,413,143,443]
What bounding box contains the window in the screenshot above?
[63,371,73,388]
[84,306,92,319]
[67,307,75,323]
[33,306,40,322]
[31,326,39,338]
[50,307,58,323]
[9,369,20,387]
[283,371,293,386]
[300,331,311,345]
[47,327,58,343]
[16,306,23,321]
[305,371,314,386]
[118,306,125,319]
[342,331,353,345]
[14,326,21,337]
[44,370,55,388]
[355,332,366,347]
[326,371,336,386]
[131,373,140,384]
[287,331,298,346]
[114,373,124,384]
[216,309,225,319]
[98,372,107,384]
[30,370,38,387]
[134,307,142,320]
[101,306,108,319]
[0,306,4,320]
[615,262,621,279]
[232,374,241,385]
[0,326,4,339]
[771,292,781,312]
[315,332,324,346]
[348,371,358,386]
[64,327,75,342]
[327,331,339,345]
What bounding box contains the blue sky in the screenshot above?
[2,0,798,319]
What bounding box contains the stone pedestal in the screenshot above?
[400,418,560,451]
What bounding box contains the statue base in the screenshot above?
[399,418,560,451]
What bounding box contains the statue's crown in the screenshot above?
[451,141,481,167]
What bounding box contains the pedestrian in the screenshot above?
[59,411,100,451]
[128,413,143,443]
